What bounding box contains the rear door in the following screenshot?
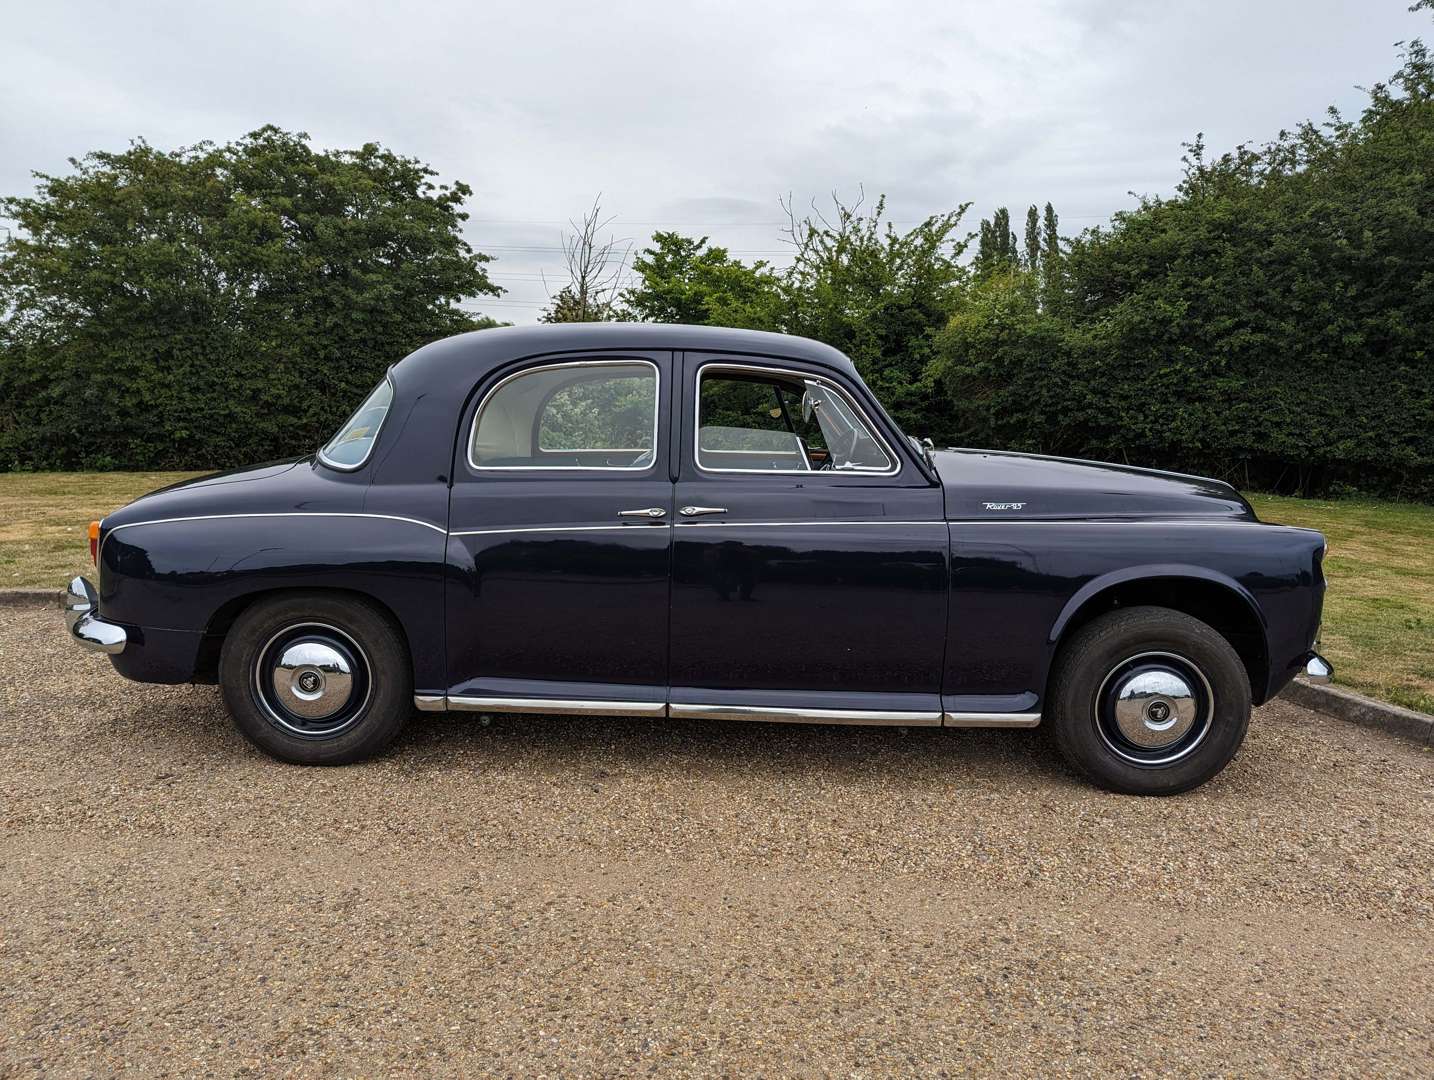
[443,351,674,713]
[667,352,949,721]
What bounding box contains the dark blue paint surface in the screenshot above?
[94,325,1327,711]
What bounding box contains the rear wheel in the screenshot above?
[219,593,410,765]
[1047,606,1252,795]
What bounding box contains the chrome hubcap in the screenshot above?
[272,640,354,719]
[1095,651,1213,766]
[254,622,371,739]
[1112,668,1198,749]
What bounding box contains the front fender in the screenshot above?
[98,514,447,688]
[1048,563,1268,644]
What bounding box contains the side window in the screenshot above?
[320,375,393,470]
[696,367,895,474]
[470,361,658,470]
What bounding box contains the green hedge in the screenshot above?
[0,127,497,471]
[927,41,1434,500]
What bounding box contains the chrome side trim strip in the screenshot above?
[106,512,448,535]
[673,520,945,529]
[669,703,942,726]
[945,519,1270,527]
[943,712,1041,728]
[446,695,667,717]
[451,524,668,538]
[452,520,948,538]
[413,694,448,712]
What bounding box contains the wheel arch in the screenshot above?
[1046,566,1271,704]
[194,586,413,685]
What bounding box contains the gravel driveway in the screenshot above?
[2,606,1432,1076]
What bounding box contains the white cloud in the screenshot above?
[0,0,1423,321]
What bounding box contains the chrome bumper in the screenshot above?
[1304,652,1333,684]
[60,576,127,655]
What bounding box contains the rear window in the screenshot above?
[469,360,658,470]
[320,376,393,470]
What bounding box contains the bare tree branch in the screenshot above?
[542,194,631,322]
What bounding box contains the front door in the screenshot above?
[668,353,949,721]
[444,351,674,713]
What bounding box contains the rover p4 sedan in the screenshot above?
[61,324,1331,794]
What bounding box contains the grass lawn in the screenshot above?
[1246,494,1434,716]
[0,471,203,587]
[3,473,1430,715]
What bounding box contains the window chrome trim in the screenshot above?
[467,358,661,473]
[693,361,901,477]
[318,371,394,473]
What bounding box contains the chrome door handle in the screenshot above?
[679,506,727,517]
[618,507,667,519]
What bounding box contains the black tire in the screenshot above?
[219,592,410,765]
[1047,606,1252,796]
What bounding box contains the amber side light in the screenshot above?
[88,520,100,566]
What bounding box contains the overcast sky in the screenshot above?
[2,1,1425,322]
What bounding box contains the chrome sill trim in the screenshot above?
[674,520,946,529]
[445,695,667,717]
[418,696,1039,728]
[943,712,1041,728]
[669,703,943,726]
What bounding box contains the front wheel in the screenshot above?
[1046,606,1252,795]
[219,592,411,765]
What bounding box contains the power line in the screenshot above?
[476,244,792,256]
[469,213,1111,226]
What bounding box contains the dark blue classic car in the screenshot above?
[62,325,1331,794]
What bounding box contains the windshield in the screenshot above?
[319,376,393,470]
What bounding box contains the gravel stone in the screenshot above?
[2,606,1432,1076]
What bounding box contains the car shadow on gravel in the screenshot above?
[104,686,1075,788]
[399,708,1078,787]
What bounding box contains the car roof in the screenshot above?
[390,323,859,393]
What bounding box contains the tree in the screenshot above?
[0,126,499,469]
[930,23,1434,498]
[539,196,627,322]
[974,207,1018,278]
[778,192,970,440]
[620,231,781,327]
[622,193,968,440]
[1040,202,1063,309]
[1023,205,1041,271]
